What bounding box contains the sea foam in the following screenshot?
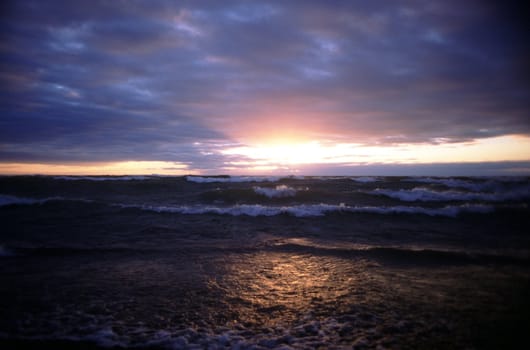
[54,176,152,181]
[253,185,298,198]
[351,176,380,183]
[404,177,530,192]
[130,203,495,218]
[186,176,281,183]
[370,186,530,202]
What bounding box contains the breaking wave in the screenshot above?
[0,314,412,350]
[370,187,530,202]
[404,177,529,192]
[126,203,495,218]
[253,185,300,198]
[0,194,58,206]
[54,176,154,181]
[0,194,40,206]
[186,176,282,183]
[351,177,380,183]
[0,194,92,207]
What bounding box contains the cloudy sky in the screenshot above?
[1,0,529,175]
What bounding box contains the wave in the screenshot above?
[53,175,154,181]
[0,312,406,350]
[351,176,380,183]
[271,242,529,266]
[1,246,159,258]
[404,177,529,192]
[0,245,14,257]
[370,186,530,202]
[253,185,299,198]
[0,194,92,207]
[0,194,51,206]
[186,175,283,183]
[122,202,496,218]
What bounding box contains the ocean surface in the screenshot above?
[1,175,529,349]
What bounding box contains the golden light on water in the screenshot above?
[210,249,365,326]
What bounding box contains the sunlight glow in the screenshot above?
[221,135,530,173]
[1,136,529,176]
[222,141,361,165]
[0,161,190,175]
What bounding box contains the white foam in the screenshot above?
[10,304,508,349]
[0,194,41,206]
[253,185,298,198]
[83,327,125,348]
[370,186,530,202]
[314,176,348,181]
[54,176,152,181]
[186,176,281,183]
[129,202,495,218]
[351,177,379,183]
[403,177,530,192]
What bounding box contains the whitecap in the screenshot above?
[403,177,530,192]
[129,203,496,218]
[370,186,530,202]
[54,176,153,181]
[186,176,281,183]
[351,177,379,183]
[253,185,298,198]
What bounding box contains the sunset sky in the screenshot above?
[1,0,529,175]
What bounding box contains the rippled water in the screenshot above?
[1,175,529,348]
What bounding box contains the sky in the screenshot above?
[1,0,529,176]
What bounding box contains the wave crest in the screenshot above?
[0,194,46,206]
[186,176,281,183]
[0,194,92,207]
[253,185,299,198]
[370,186,530,202]
[125,203,496,218]
[54,176,153,181]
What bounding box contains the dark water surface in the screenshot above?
[1,175,529,349]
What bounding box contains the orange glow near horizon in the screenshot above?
[0,161,190,176]
[222,141,361,165]
[221,135,530,172]
[0,135,529,175]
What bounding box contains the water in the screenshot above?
[1,175,529,349]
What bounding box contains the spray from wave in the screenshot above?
[253,185,301,198]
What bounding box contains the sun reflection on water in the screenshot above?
[208,251,367,326]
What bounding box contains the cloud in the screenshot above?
[0,0,529,173]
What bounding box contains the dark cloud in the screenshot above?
[1,0,529,171]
